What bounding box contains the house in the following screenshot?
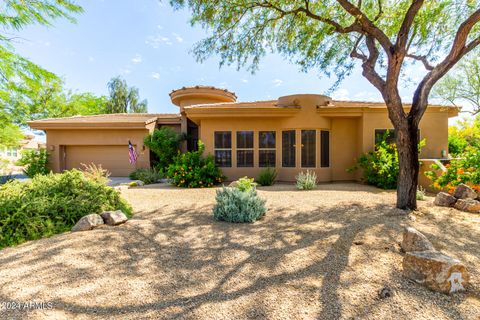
[28,86,457,186]
[0,134,46,174]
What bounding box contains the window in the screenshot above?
[236,131,254,167]
[301,130,316,168]
[259,131,276,167]
[375,129,396,145]
[214,131,232,167]
[282,130,296,167]
[12,149,17,157]
[321,131,330,168]
[6,149,12,157]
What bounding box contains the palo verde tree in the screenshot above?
[169,0,480,209]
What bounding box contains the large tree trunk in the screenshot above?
[395,119,420,210]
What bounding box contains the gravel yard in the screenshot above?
[0,183,479,319]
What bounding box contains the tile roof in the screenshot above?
[28,113,180,124]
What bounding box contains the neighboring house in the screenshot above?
[28,86,457,187]
[0,134,46,174]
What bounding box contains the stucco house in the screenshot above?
[0,134,46,174]
[28,86,457,186]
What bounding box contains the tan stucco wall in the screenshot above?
[45,128,151,175]
[194,95,451,186]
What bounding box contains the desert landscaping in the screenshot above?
[0,183,479,319]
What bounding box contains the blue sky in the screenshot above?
[13,0,435,115]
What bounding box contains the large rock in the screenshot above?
[228,181,239,188]
[454,199,480,213]
[403,250,469,294]
[101,210,128,226]
[433,192,457,207]
[453,183,478,200]
[72,214,104,232]
[401,227,435,253]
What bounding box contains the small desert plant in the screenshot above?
[235,176,257,192]
[81,163,110,184]
[16,149,49,178]
[416,186,426,201]
[257,167,277,186]
[129,168,163,185]
[213,187,266,223]
[296,170,317,190]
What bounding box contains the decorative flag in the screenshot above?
[128,141,138,164]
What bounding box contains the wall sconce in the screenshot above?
[441,150,447,158]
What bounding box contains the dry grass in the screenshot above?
[0,183,479,319]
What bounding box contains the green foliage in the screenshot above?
[295,170,317,190]
[167,141,224,188]
[80,163,110,185]
[257,167,277,186]
[0,169,132,249]
[350,133,399,189]
[416,186,426,201]
[425,147,480,193]
[129,168,163,185]
[234,176,257,192]
[433,55,480,115]
[447,116,480,156]
[104,76,148,113]
[213,187,266,223]
[144,127,182,170]
[0,123,23,148]
[17,149,49,178]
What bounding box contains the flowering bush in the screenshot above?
[425,147,480,193]
[167,141,224,188]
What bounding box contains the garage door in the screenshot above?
[65,145,135,176]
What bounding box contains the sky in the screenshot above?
[12,0,448,116]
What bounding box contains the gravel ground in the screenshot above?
[0,183,479,320]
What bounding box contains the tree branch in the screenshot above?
[395,0,424,52]
[405,54,434,70]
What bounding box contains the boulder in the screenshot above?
[101,210,128,226]
[433,192,457,207]
[453,183,478,200]
[72,214,104,232]
[454,199,480,213]
[401,227,435,253]
[403,250,469,294]
[228,181,239,188]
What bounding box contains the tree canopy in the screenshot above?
[105,76,148,114]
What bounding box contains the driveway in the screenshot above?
[0,183,479,319]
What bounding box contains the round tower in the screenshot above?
[170,86,237,112]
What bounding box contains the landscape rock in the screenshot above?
[101,210,128,226]
[454,199,480,213]
[378,286,394,299]
[228,181,239,188]
[403,250,469,294]
[401,227,435,253]
[453,183,478,200]
[433,192,457,207]
[72,214,104,232]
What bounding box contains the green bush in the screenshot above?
[257,167,277,186]
[296,170,317,190]
[144,127,182,170]
[16,149,49,178]
[234,176,257,192]
[167,141,224,188]
[129,168,163,184]
[0,170,132,249]
[425,146,480,193]
[213,187,266,223]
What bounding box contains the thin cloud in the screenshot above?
[332,88,350,100]
[132,54,142,64]
[172,33,183,43]
[151,72,160,80]
[272,79,283,87]
[241,78,249,83]
[146,35,172,48]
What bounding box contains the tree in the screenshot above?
[144,127,182,170]
[105,77,148,113]
[0,0,83,147]
[169,0,480,209]
[433,55,480,114]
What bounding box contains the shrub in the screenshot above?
[16,149,49,178]
[144,127,182,170]
[167,141,223,188]
[296,170,317,190]
[0,170,132,249]
[235,176,257,192]
[416,186,426,201]
[257,167,277,186]
[425,146,480,193]
[81,163,110,185]
[213,187,266,223]
[129,168,163,184]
